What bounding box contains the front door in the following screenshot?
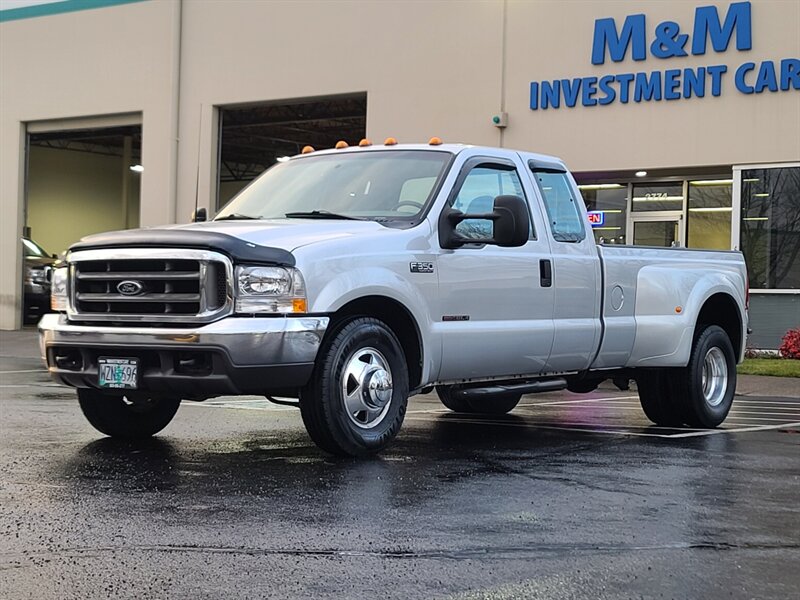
[435,156,555,382]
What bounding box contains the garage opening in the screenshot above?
[217,93,367,209]
[23,124,142,322]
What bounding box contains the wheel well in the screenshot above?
[697,293,743,359]
[330,296,423,389]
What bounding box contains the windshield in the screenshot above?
[22,238,49,257]
[215,150,452,222]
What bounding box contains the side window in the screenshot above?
[533,171,585,242]
[451,165,531,240]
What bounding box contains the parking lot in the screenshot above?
[1,330,799,600]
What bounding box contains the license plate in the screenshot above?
[98,357,139,389]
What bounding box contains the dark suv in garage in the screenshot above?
[23,237,56,324]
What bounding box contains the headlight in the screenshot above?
[50,267,68,312]
[25,266,48,285]
[235,266,307,314]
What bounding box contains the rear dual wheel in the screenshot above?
[637,325,736,428]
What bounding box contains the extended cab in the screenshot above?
[39,142,748,455]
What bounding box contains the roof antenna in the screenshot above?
[191,106,206,222]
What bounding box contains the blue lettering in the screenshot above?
[683,67,706,98]
[692,1,752,56]
[541,80,561,109]
[591,14,647,64]
[754,61,779,93]
[582,77,598,106]
[650,21,689,59]
[735,62,755,93]
[598,75,617,105]
[616,73,635,103]
[562,78,581,107]
[634,71,662,102]
[780,58,800,91]
[664,69,681,99]
[530,81,539,109]
[707,65,727,96]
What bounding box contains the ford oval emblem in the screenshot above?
[117,280,145,296]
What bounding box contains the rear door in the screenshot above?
[526,160,602,372]
[435,154,555,381]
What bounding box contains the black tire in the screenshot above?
[436,385,521,415]
[300,317,409,456]
[636,369,685,426]
[77,389,181,438]
[672,324,736,428]
[436,385,472,412]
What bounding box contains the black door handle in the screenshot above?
[540,259,552,287]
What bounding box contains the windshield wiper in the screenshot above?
[214,213,260,221]
[285,210,364,221]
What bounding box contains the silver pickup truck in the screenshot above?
[39,141,748,455]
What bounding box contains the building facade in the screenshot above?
[1,0,798,345]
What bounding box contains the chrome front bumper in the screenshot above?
[38,313,329,397]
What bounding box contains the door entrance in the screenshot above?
[631,214,683,247]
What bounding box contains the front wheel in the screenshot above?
[77,389,181,438]
[300,317,409,456]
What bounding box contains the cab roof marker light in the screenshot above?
[358,139,372,147]
[383,137,398,146]
[428,137,443,145]
[301,145,315,154]
[335,141,349,149]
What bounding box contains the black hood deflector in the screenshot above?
[69,229,295,266]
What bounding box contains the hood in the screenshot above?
[172,219,387,251]
[69,219,389,265]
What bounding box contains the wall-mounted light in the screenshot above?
[577,183,624,190]
[753,193,770,197]
[688,207,733,212]
[688,179,733,186]
[129,164,143,172]
[635,170,647,177]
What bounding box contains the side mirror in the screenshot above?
[192,207,207,223]
[439,195,530,249]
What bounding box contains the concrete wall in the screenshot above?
[0,0,179,328]
[26,146,140,255]
[1,0,798,329]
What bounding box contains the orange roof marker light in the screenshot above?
[335,140,349,149]
[301,145,315,154]
[358,138,372,147]
[428,137,443,146]
[383,137,398,146]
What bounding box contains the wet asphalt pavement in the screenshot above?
[1,331,799,599]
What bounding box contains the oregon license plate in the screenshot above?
[98,357,139,389]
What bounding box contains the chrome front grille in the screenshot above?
[67,248,233,324]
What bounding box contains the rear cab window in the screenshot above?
[530,162,586,243]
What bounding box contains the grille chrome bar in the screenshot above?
[66,248,233,324]
[76,293,201,303]
[76,271,200,281]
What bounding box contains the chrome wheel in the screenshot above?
[701,346,728,407]
[341,347,393,429]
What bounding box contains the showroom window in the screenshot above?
[631,182,684,212]
[740,166,800,289]
[579,184,627,244]
[687,179,733,250]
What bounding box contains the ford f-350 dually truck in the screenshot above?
[39,141,748,456]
